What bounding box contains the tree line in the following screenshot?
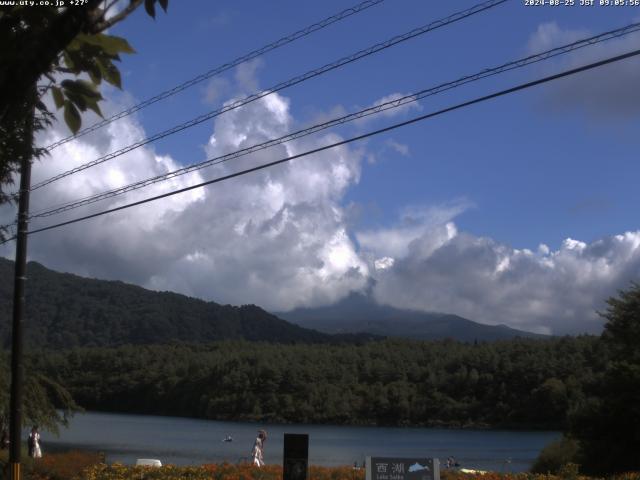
[17,336,606,430]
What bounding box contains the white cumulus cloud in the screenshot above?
[356,200,472,259]
[365,209,640,335]
[1,85,369,311]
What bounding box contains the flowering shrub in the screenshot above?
[81,463,217,480]
[208,462,282,480]
[3,453,635,480]
[309,465,365,480]
[74,464,639,480]
[80,463,366,480]
[30,450,104,480]
[609,474,640,480]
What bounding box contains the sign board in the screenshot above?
[366,457,440,480]
[283,433,309,480]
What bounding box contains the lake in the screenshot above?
[42,411,559,471]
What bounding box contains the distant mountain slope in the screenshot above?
[277,292,547,342]
[0,258,369,348]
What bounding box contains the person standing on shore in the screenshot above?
[251,430,267,466]
[28,425,42,458]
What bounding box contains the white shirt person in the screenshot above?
[28,426,42,458]
[251,430,267,466]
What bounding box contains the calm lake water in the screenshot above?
[43,411,559,471]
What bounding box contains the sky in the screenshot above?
[2,0,640,335]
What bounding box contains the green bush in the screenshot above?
[558,463,581,480]
[531,437,580,474]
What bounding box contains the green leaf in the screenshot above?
[63,91,87,112]
[63,100,81,134]
[62,51,76,71]
[65,36,83,52]
[144,0,156,18]
[158,0,168,12]
[61,79,102,100]
[85,98,103,118]
[97,58,122,89]
[87,62,102,85]
[81,33,135,55]
[51,86,64,109]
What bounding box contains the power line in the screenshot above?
[24,21,640,220]
[2,47,636,243]
[32,0,506,191]
[29,0,507,192]
[43,0,386,152]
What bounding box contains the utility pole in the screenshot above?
[9,102,34,480]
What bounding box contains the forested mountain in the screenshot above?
[0,258,372,348]
[277,292,546,342]
[0,257,538,349]
[27,336,605,429]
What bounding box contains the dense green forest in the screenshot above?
[15,336,606,430]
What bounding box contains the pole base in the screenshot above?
[10,462,21,480]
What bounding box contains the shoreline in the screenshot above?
[65,408,562,433]
[40,411,558,471]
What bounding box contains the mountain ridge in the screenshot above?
[277,291,547,342]
[0,257,375,348]
[0,257,545,347]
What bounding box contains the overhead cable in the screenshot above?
[2,47,635,243]
[24,21,640,220]
[43,0,386,151]
[29,0,508,192]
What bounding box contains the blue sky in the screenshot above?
[3,0,640,335]
[113,0,640,249]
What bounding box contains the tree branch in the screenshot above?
[0,0,104,124]
[89,0,144,34]
[104,0,121,12]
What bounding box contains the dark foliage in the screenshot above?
[569,283,640,475]
[18,336,606,429]
[0,352,79,434]
[0,258,374,348]
[530,437,580,474]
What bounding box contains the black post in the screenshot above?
[283,433,309,480]
[9,153,32,480]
